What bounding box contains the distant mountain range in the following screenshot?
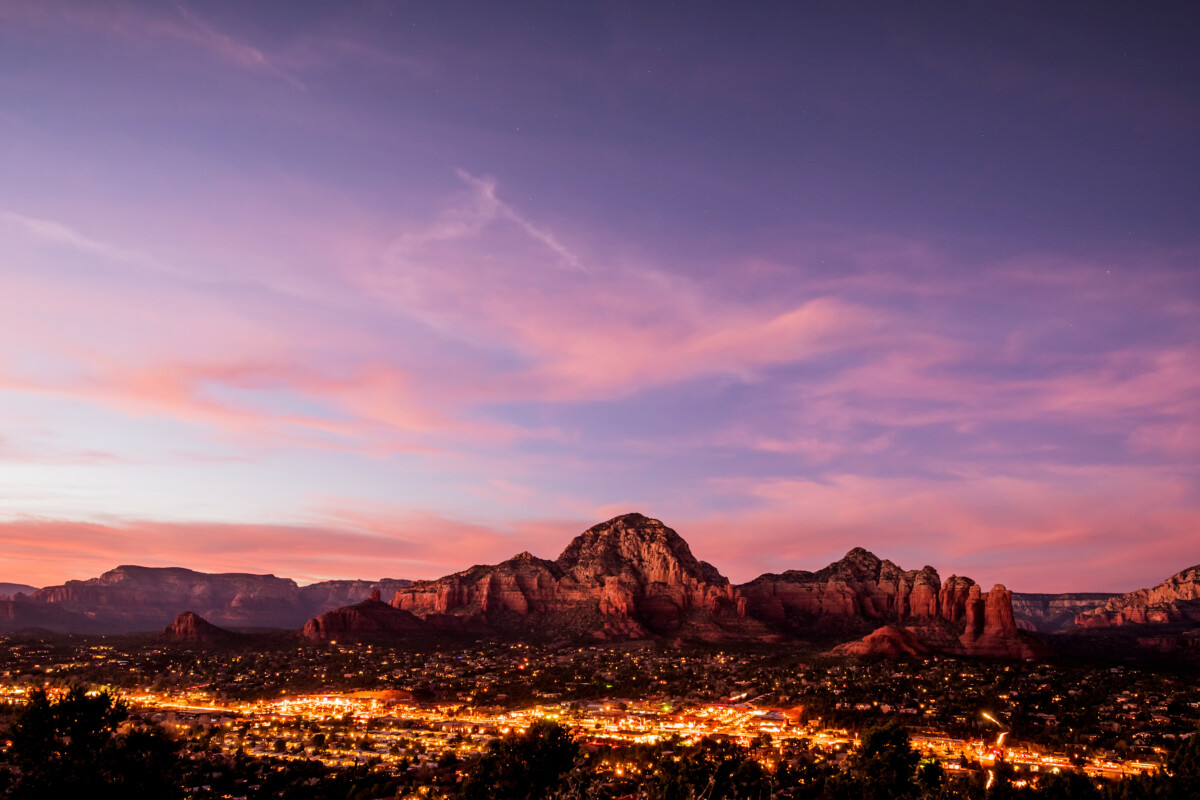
[0,567,409,634]
[4,513,1197,660]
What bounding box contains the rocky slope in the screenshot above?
[738,548,945,629]
[3,567,410,633]
[392,514,761,641]
[737,548,1038,657]
[162,611,239,644]
[1075,565,1200,628]
[829,624,930,657]
[1011,592,1115,633]
[302,591,427,642]
[384,513,1037,655]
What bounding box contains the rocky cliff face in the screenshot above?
[162,611,237,644]
[393,514,757,641]
[12,566,411,633]
[957,583,1040,658]
[738,548,1037,657]
[1011,592,1115,633]
[388,513,1035,655]
[738,548,948,627]
[1075,565,1200,628]
[5,512,1048,660]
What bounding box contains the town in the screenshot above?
[1,636,1197,798]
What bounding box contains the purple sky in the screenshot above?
[2,2,1198,592]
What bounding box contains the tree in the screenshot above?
[1165,724,1200,800]
[460,719,579,800]
[1034,769,1100,800]
[849,721,922,800]
[5,685,182,800]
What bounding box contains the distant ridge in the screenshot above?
[1075,564,1200,628]
[3,567,410,634]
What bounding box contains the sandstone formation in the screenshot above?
[1075,565,1200,628]
[3,512,1055,660]
[8,566,411,633]
[162,611,238,644]
[1010,592,1114,633]
[738,547,1037,657]
[302,591,427,642]
[739,548,951,629]
[384,513,1038,656]
[393,514,764,642]
[958,584,1040,658]
[829,625,930,657]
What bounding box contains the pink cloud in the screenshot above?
[681,468,1200,592]
[0,511,541,588]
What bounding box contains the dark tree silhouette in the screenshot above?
[826,721,922,800]
[5,685,182,800]
[460,718,579,800]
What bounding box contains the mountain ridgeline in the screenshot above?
[357,514,1038,657]
[1,567,411,634]
[5,513,1198,660]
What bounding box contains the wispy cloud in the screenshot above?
[453,170,586,272]
[1,1,305,90]
[1,211,145,265]
[164,1,306,91]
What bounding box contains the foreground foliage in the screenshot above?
[1,686,181,800]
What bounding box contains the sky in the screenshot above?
[1,2,1198,593]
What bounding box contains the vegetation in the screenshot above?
[2,686,181,800]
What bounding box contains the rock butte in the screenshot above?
[162,611,237,643]
[354,513,1038,657]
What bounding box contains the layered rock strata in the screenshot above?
[1075,565,1200,628]
[737,548,1036,657]
[1010,592,1114,633]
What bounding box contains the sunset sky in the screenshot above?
[2,2,1197,592]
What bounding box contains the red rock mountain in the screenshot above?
[5,567,411,633]
[391,514,760,641]
[738,546,1038,657]
[302,590,427,642]
[382,513,1037,655]
[162,611,237,644]
[8,512,1047,659]
[829,624,930,658]
[1075,565,1200,628]
[739,547,946,626]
